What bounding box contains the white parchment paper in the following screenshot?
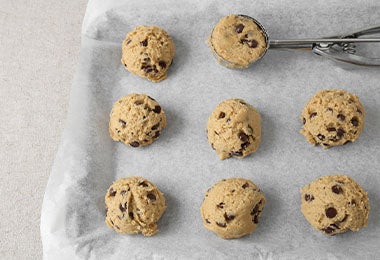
[41,0,380,259]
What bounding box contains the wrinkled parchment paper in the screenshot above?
[41,0,380,259]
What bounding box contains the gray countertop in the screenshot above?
[0,1,87,258]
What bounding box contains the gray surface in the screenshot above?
[41,0,380,259]
[0,0,87,259]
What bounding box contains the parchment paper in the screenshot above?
[41,0,380,259]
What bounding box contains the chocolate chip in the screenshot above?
[240,39,258,48]
[110,219,114,225]
[317,134,325,141]
[357,108,362,114]
[224,213,235,221]
[205,219,211,224]
[130,141,140,147]
[119,203,127,212]
[241,142,250,149]
[143,57,151,62]
[337,128,345,138]
[153,105,161,113]
[109,188,116,196]
[303,118,306,124]
[235,23,245,33]
[332,185,343,194]
[231,151,243,157]
[351,117,359,127]
[147,193,156,201]
[218,112,225,119]
[325,207,337,218]
[238,132,249,143]
[340,214,348,223]
[322,226,334,234]
[310,112,317,119]
[337,114,346,121]
[226,119,231,123]
[140,39,148,46]
[350,200,356,206]
[151,123,160,130]
[216,222,226,228]
[129,212,134,219]
[251,204,259,215]
[126,39,132,45]
[327,127,336,132]
[242,183,249,189]
[253,215,259,224]
[139,181,148,187]
[217,202,225,209]
[135,101,143,105]
[118,119,126,128]
[327,108,333,112]
[153,131,160,138]
[158,61,166,68]
[304,194,314,202]
[120,190,126,196]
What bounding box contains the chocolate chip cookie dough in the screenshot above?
[208,14,267,68]
[301,174,369,235]
[121,25,175,82]
[300,89,365,148]
[109,93,166,147]
[200,178,265,239]
[207,99,261,160]
[105,177,166,236]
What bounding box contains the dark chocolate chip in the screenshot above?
[350,200,356,206]
[317,134,325,141]
[140,39,148,47]
[147,193,156,201]
[226,119,231,123]
[357,108,362,114]
[158,61,166,68]
[130,141,140,147]
[304,194,314,202]
[337,114,346,121]
[310,112,317,119]
[143,57,151,62]
[224,213,235,221]
[332,185,343,194]
[351,117,359,127]
[241,142,250,149]
[139,181,148,187]
[217,202,225,209]
[120,190,126,196]
[205,219,211,224]
[325,207,337,218]
[242,183,249,189]
[231,151,243,157]
[327,108,333,112]
[153,105,161,113]
[238,132,249,143]
[322,226,334,234]
[129,212,134,219]
[135,101,143,105]
[337,128,345,138]
[153,131,160,138]
[240,39,258,48]
[218,112,225,119]
[235,23,245,33]
[251,204,259,215]
[303,118,306,124]
[327,127,336,132]
[109,188,116,196]
[119,119,126,128]
[119,203,127,212]
[253,215,259,224]
[151,123,160,130]
[216,222,226,228]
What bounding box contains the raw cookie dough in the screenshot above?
[208,14,267,68]
[301,174,369,235]
[300,89,365,148]
[121,25,175,82]
[207,98,261,160]
[105,176,166,236]
[200,178,266,239]
[109,93,166,147]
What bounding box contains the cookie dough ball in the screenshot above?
[121,25,175,82]
[301,174,369,235]
[300,89,365,148]
[200,178,266,239]
[105,177,166,236]
[208,14,267,68]
[109,93,166,147]
[207,99,261,160]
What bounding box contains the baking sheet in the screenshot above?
[41,0,380,259]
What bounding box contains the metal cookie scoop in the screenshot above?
[211,14,380,67]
